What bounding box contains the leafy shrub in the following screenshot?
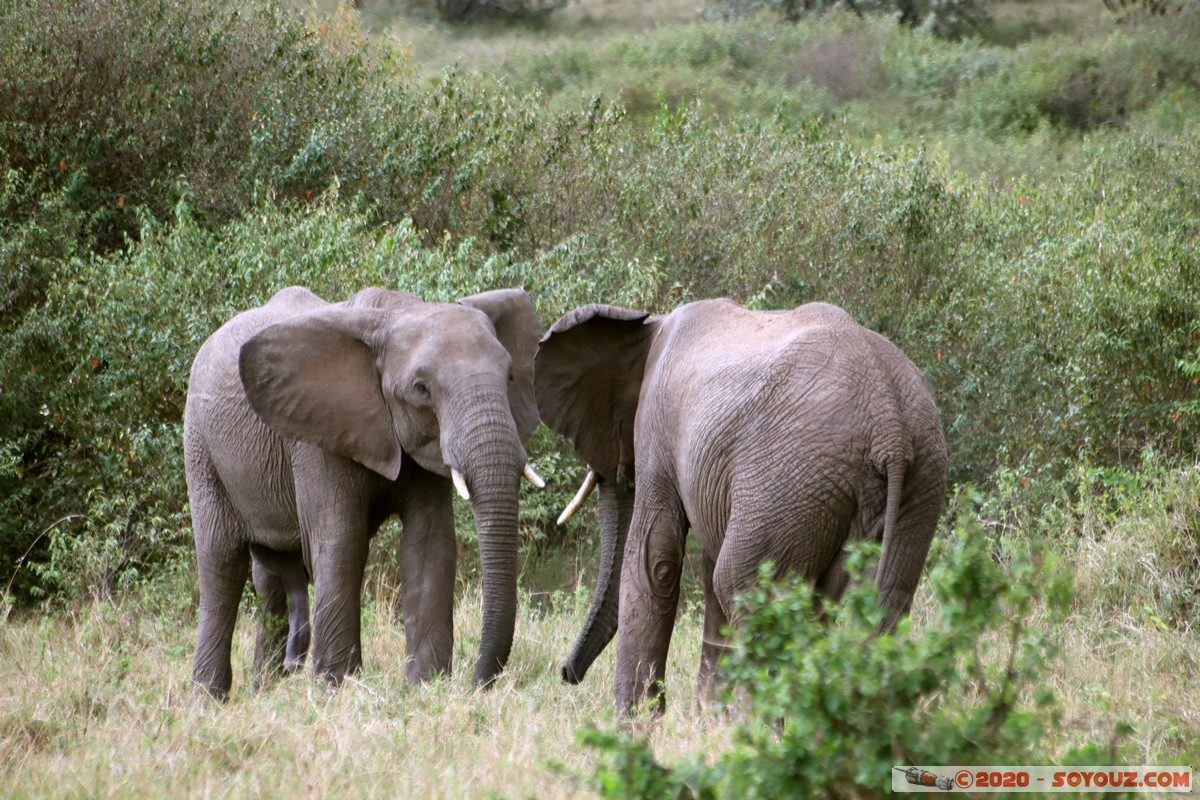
[704,0,991,39]
[0,0,566,254]
[925,134,1200,489]
[582,504,1128,798]
[432,0,570,22]
[954,23,1200,134]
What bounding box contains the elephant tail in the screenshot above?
[875,457,910,632]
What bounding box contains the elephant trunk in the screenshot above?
[444,388,525,688]
[562,479,634,684]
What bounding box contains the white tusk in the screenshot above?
[557,469,598,526]
[451,468,471,500]
[522,463,546,489]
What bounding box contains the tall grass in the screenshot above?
[2,468,1197,798]
[0,579,734,799]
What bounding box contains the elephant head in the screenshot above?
[238,287,541,686]
[534,303,660,684]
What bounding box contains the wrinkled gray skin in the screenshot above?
[184,286,540,699]
[535,299,947,714]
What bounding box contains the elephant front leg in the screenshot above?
[300,498,370,686]
[398,471,456,683]
[615,500,687,716]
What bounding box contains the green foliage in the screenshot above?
[582,504,1130,798]
[718,532,1070,795]
[1,0,1199,606]
[432,0,570,23]
[578,727,715,800]
[705,0,991,40]
[955,24,1200,134]
[926,134,1200,487]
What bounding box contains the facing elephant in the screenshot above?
[535,299,947,714]
[184,285,542,699]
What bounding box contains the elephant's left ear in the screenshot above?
[458,289,542,442]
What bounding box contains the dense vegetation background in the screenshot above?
[1,0,1197,795]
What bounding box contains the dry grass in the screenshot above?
[0,583,735,799]
[3,539,1196,800]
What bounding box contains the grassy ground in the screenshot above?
[2,515,1197,798]
[0,581,735,799]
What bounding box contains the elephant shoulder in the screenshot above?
[192,289,330,378]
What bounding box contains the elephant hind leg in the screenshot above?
[815,510,884,606]
[875,465,942,633]
[711,508,844,627]
[250,547,310,688]
[193,522,249,695]
[285,570,311,672]
[191,479,250,700]
[696,550,731,709]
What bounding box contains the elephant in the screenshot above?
[184,285,543,699]
[535,299,947,714]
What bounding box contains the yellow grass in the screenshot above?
[0,583,736,799]
[2,559,1196,800]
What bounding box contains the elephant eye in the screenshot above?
[412,378,430,398]
[509,372,514,383]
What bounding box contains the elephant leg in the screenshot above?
[711,504,844,629]
[696,550,731,708]
[249,547,310,688]
[397,467,456,683]
[815,513,882,612]
[191,489,250,699]
[295,452,371,686]
[875,463,943,632]
[615,491,687,715]
[284,560,311,672]
[250,551,289,688]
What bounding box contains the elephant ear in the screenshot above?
[534,304,656,484]
[458,288,542,443]
[239,307,403,481]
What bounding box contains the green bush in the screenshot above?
[704,0,991,37]
[582,504,1129,798]
[954,23,1200,134]
[926,134,1200,489]
[2,0,1199,605]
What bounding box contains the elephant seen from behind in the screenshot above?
[185,286,543,699]
[535,299,947,714]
